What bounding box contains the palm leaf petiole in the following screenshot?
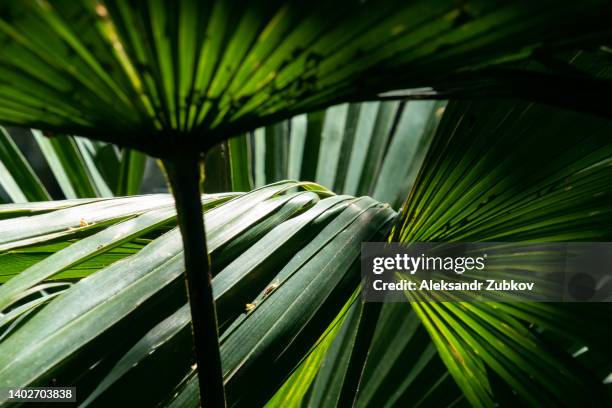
[164,156,226,408]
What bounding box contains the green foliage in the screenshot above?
[0,181,395,407]
[393,99,612,406]
[0,1,612,407]
[0,127,149,202]
[0,128,50,202]
[0,1,610,154]
[222,100,446,208]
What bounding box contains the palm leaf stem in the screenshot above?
[164,156,226,408]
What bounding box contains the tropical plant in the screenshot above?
[0,181,397,407]
[213,98,612,407]
[214,100,447,209]
[0,127,151,202]
[0,1,611,407]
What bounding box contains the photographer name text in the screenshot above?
[372,279,535,292]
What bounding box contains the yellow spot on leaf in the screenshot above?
[95,3,108,18]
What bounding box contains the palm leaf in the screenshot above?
[0,1,610,152]
[355,303,464,407]
[0,127,50,202]
[393,98,612,406]
[0,127,151,202]
[228,100,446,208]
[264,290,359,408]
[0,181,395,407]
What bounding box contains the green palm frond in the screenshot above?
[393,99,612,406]
[207,100,446,208]
[0,181,395,407]
[303,302,464,408]
[0,128,51,202]
[0,1,611,155]
[0,127,150,202]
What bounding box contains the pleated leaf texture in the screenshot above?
[0,181,396,406]
[0,1,611,154]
